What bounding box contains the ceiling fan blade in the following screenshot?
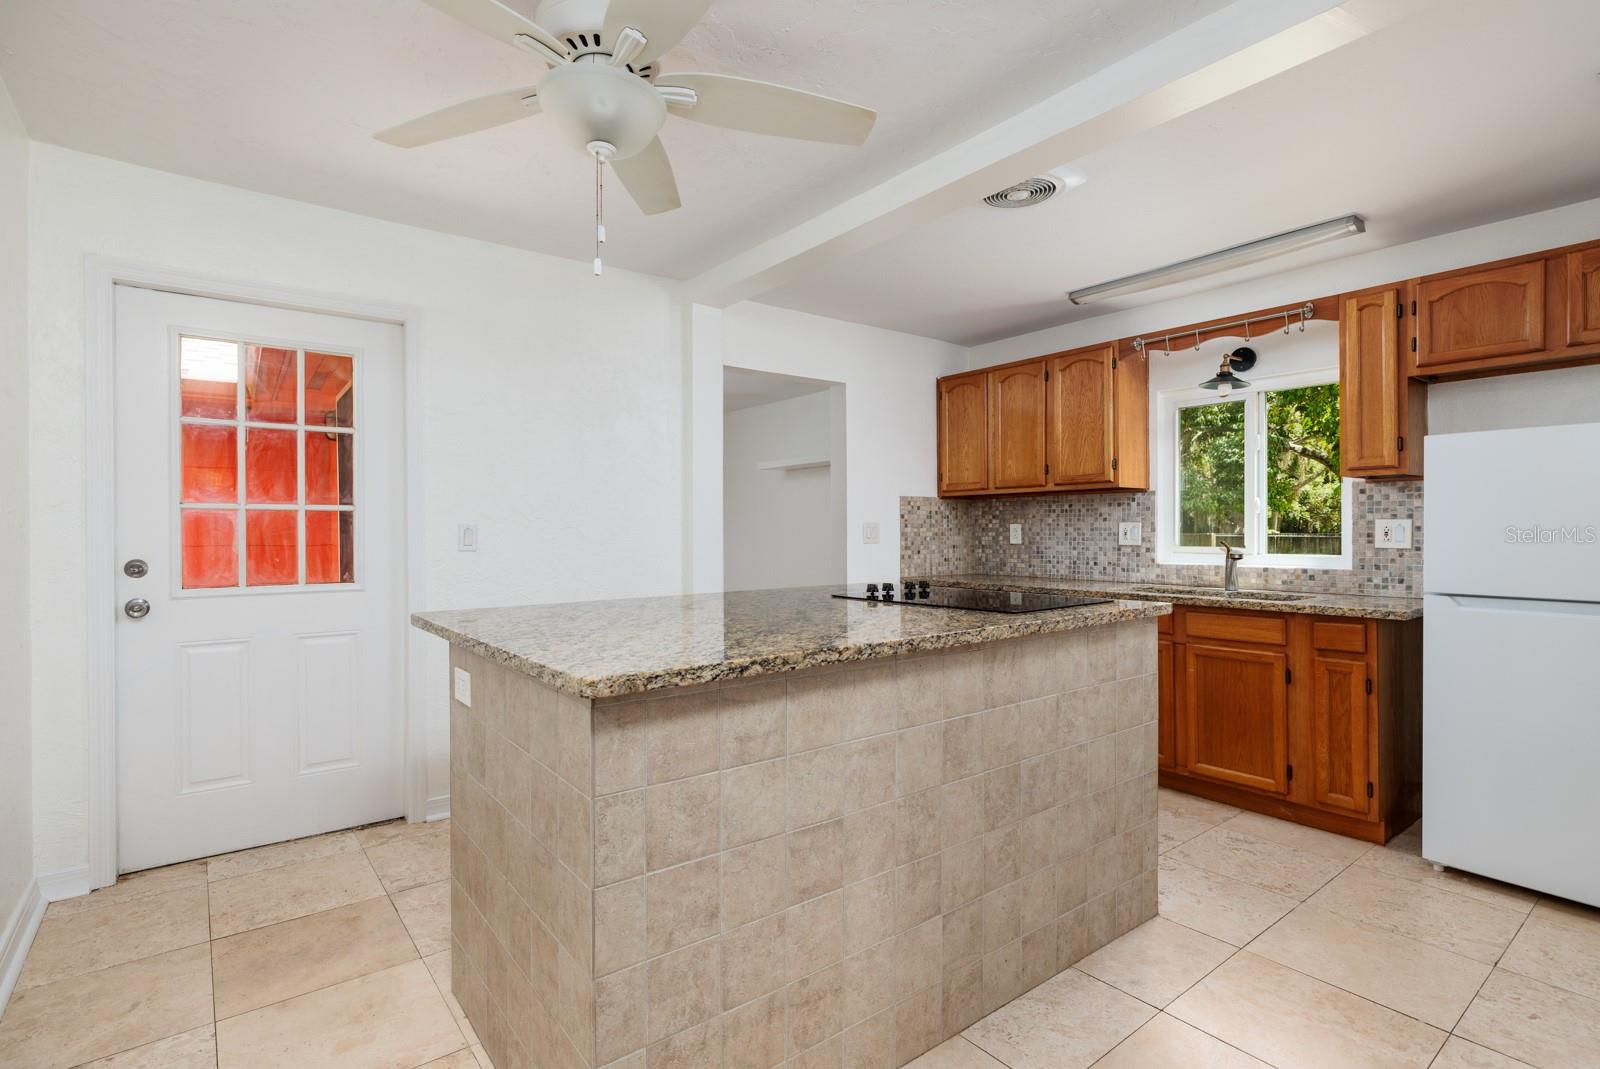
[611,137,681,215]
[375,86,541,148]
[657,73,876,145]
[602,0,714,66]
[421,0,567,63]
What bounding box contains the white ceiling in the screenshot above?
[760,0,1600,344]
[0,0,1231,280]
[723,367,831,412]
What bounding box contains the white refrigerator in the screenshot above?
[1424,422,1600,907]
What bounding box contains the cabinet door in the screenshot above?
[988,360,1047,490]
[1309,651,1374,817]
[1182,643,1289,795]
[938,372,989,494]
[1567,246,1600,347]
[1415,260,1546,368]
[1340,289,1408,475]
[1157,637,1177,770]
[1047,345,1115,485]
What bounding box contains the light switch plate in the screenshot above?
[457,524,478,552]
[862,522,880,545]
[1374,518,1412,549]
[1118,522,1143,546]
[1009,523,1023,545]
[453,666,472,707]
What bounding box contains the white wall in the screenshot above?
[723,388,842,590]
[1429,365,1600,434]
[0,77,34,947]
[27,146,685,876]
[689,302,968,591]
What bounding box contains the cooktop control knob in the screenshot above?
[883,581,895,593]
[865,583,878,596]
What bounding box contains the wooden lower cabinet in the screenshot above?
[1158,605,1421,843]
[1182,644,1289,795]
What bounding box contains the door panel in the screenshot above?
[1415,261,1546,368]
[1340,288,1404,473]
[988,361,1046,490]
[1157,637,1177,770]
[938,371,989,494]
[1567,247,1600,347]
[115,287,405,872]
[1310,652,1373,817]
[1182,643,1289,794]
[1047,345,1114,485]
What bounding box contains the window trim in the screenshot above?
[1156,366,1352,571]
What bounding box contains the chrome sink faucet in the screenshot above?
[1219,542,1244,592]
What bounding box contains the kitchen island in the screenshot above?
[413,587,1168,1069]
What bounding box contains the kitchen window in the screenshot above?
[1159,370,1350,569]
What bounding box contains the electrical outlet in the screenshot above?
[453,666,472,707]
[457,523,478,552]
[1374,518,1412,549]
[1118,522,1143,546]
[862,522,880,545]
[1009,523,1023,545]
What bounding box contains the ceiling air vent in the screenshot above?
[984,176,1058,208]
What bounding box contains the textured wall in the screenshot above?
[902,481,1424,597]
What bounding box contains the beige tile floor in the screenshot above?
[2,795,1597,1069]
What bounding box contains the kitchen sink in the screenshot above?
[1130,585,1314,602]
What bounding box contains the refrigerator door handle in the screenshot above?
[1443,594,1600,617]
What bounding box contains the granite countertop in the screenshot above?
[412,586,1169,699]
[921,574,1424,621]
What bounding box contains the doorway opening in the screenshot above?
[722,368,846,591]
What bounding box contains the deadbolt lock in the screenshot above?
[124,559,149,579]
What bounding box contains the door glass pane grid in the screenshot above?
[177,335,356,591]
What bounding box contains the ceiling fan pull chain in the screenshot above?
[594,152,606,277]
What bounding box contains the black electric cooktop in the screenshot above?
[832,583,1111,614]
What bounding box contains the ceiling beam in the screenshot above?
[684,0,1423,308]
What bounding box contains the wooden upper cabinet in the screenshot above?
[1567,246,1600,347]
[1046,345,1115,486]
[988,360,1047,490]
[1340,287,1423,479]
[1308,649,1374,818]
[1414,259,1546,369]
[937,371,989,494]
[1182,642,1289,795]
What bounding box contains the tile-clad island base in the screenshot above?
[422,594,1162,1069]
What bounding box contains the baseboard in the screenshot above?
[424,794,450,823]
[36,866,93,904]
[0,878,46,1018]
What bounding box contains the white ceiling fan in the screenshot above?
[377,0,878,263]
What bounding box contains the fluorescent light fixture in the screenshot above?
[1067,214,1365,305]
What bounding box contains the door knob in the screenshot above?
[124,598,151,620]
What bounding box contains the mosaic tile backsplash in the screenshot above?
[901,481,1424,597]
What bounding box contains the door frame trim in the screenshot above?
[85,256,430,889]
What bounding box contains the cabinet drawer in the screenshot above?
[1182,610,1288,646]
[1311,621,1367,654]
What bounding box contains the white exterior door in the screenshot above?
[114,286,406,873]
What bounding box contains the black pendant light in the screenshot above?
[1200,347,1257,397]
